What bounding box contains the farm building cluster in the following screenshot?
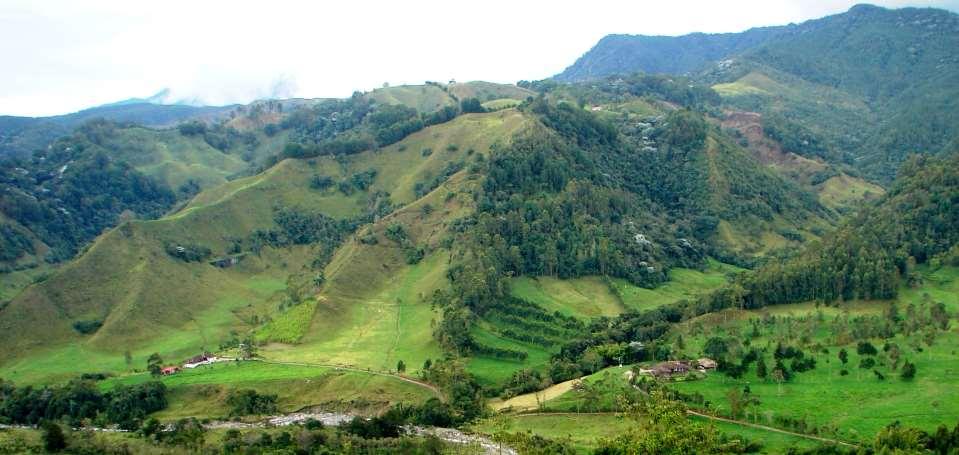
[160,353,231,375]
[640,358,717,379]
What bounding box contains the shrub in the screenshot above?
[226,389,278,416]
[41,421,66,452]
[72,320,103,334]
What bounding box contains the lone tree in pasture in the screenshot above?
[756,356,768,380]
[41,421,66,452]
[397,360,406,373]
[838,348,849,366]
[147,353,163,377]
[772,368,785,396]
[901,361,917,380]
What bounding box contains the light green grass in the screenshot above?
[509,276,624,319]
[482,99,521,111]
[261,250,448,374]
[818,173,885,210]
[101,361,433,420]
[670,266,959,443]
[690,416,821,453]
[612,259,743,311]
[467,325,554,386]
[473,414,631,454]
[368,84,455,112]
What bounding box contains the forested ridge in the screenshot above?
[731,153,959,308]
[429,91,828,380]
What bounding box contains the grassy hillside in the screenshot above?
[367,84,454,112]
[100,361,434,420]
[0,109,531,385]
[670,265,959,442]
[510,259,743,319]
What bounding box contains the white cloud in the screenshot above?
[1,0,957,116]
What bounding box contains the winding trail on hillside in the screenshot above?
[491,378,581,411]
[509,411,858,448]
[684,410,859,448]
[256,359,445,401]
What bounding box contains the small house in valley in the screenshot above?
[648,360,692,378]
[696,358,718,370]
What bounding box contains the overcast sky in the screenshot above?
[2,0,957,116]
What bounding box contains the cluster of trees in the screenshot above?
[761,113,836,161]
[0,125,176,265]
[276,91,472,164]
[225,389,278,416]
[0,378,167,430]
[595,390,759,454]
[164,242,212,262]
[414,160,464,198]
[384,223,425,264]
[177,120,258,153]
[712,154,959,311]
[336,169,378,195]
[247,207,349,253]
[418,358,485,423]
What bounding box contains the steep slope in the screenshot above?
[0,119,283,271]
[719,153,959,309]
[711,5,959,181]
[0,109,531,383]
[556,4,959,182]
[555,27,785,81]
[535,75,833,257]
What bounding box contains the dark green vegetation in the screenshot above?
[1,418,460,454]
[559,4,959,182]
[0,378,168,430]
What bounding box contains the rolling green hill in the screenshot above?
[0,108,530,386]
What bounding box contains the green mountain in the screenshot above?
[554,27,786,81]
[0,80,821,386]
[557,4,959,182]
[0,102,235,161]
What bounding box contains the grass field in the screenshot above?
[263,250,448,375]
[101,361,434,420]
[509,276,624,319]
[471,412,819,454]
[509,260,742,319]
[368,84,455,113]
[472,413,632,453]
[669,266,959,443]
[817,173,885,210]
[466,324,555,386]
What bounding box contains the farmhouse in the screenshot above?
[648,360,692,378]
[696,358,718,370]
[209,254,245,268]
[161,366,180,375]
[183,354,216,369]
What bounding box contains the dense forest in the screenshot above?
[559,4,959,182]
[0,122,176,267]
[732,153,959,308]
